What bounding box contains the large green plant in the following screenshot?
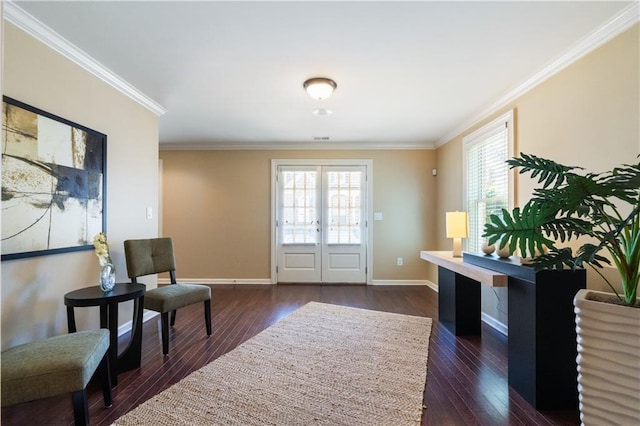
[483,153,640,306]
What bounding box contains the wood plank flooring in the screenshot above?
[1,285,580,425]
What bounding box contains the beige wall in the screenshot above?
[1,24,160,348]
[159,150,437,282]
[3,20,636,346]
[435,25,640,325]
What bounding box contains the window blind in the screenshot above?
[464,122,510,254]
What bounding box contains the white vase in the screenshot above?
[574,289,640,425]
[496,245,511,258]
[481,241,495,255]
[99,263,116,292]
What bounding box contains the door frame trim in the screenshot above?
[271,159,373,285]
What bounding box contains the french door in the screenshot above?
[272,160,371,284]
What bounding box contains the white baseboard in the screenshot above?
[481,312,508,336]
[161,278,429,286]
[118,282,508,337]
[420,281,508,336]
[158,278,272,285]
[370,280,429,286]
[118,311,158,337]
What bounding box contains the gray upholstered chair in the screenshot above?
[124,237,212,356]
[1,329,112,425]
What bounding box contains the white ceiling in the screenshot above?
[9,1,636,149]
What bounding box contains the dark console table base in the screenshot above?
[464,253,586,410]
[438,267,481,336]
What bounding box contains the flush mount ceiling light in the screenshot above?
[303,77,337,100]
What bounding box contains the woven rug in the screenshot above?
[114,302,432,426]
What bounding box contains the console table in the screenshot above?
[420,251,507,335]
[463,252,585,410]
[64,283,146,386]
[421,250,586,410]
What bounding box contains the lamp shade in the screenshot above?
[446,211,468,238]
[303,78,337,100]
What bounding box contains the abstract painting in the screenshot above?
[1,97,106,260]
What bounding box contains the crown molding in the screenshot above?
[159,141,436,151]
[436,2,639,147]
[3,1,167,116]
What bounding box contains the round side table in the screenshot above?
[64,283,146,386]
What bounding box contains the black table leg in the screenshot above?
[99,305,108,328]
[438,266,481,336]
[66,306,77,333]
[117,296,144,372]
[107,302,119,386]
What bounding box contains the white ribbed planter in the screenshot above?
[574,289,640,426]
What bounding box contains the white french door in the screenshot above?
[272,160,371,284]
[277,166,322,283]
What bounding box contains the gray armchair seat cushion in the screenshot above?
[145,284,211,313]
[1,329,110,406]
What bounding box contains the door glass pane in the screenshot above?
[281,170,318,244]
[326,170,361,244]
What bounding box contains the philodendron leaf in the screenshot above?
[483,203,556,256]
[603,162,640,203]
[506,153,580,189]
[532,247,576,270]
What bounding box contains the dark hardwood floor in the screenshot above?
[1,285,580,425]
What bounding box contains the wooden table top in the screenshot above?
[420,251,508,287]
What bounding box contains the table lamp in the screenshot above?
[446,211,468,257]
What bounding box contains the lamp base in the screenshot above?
[452,238,462,257]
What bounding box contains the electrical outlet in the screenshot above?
[397,257,403,266]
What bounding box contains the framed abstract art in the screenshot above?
[1,97,107,260]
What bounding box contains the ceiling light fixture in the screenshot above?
[303,77,337,100]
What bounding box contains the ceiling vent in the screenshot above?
[312,108,333,116]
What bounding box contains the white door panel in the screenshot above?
[284,253,317,268]
[323,251,364,283]
[327,253,360,269]
[279,248,321,283]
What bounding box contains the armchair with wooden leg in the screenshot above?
[124,237,212,356]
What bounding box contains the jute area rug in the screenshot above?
[114,302,433,426]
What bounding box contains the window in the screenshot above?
[279,167,364,245]
[463,111,514,254]
[325,169,362,245]
[280,169,318,244]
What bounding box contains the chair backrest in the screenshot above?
[124,237,177,279]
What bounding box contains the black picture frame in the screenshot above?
[1,96,107,261]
